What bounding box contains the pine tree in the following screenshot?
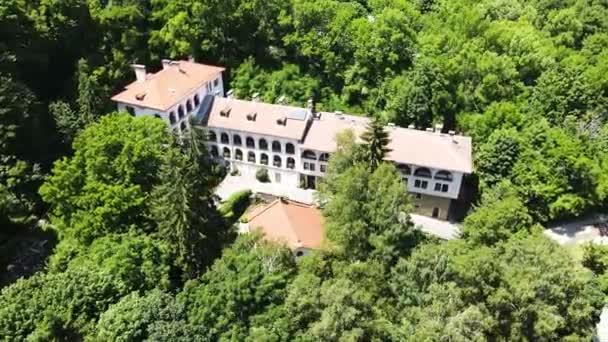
[361,116,392,171]
[150,125,231,279]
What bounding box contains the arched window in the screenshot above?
[396,164,411,175]
[221,133,229,144]
[302,150,316,160]
[248,151,256,163]
[233,135,242,146]
[235,149,243,161]
[246,137,255,148]
[287,157,295,169]
[186,100,193,112]
[208,131,217,142]
[125,106,135,116]
[178,105,185,119]
[434,170,453,182]
[286,143,295,154]
[180,121,187,132]
[260,153,268,165]
[272,141,281,153]
[210,145,219,157]
[319,153,330,162]
[169,111,176,125]
[194,94,200,107]
[259,138,268,150]
[414,167,432,178]
[223,147,231,159]
[273,155,282,168]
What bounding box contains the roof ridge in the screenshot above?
[247,199,280,222]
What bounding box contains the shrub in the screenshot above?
[219,190,252,224]
[256,168,270,183]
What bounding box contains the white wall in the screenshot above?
[115,73,224,136]
[206,127,301,188]
[400,167,463,199]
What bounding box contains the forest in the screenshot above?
[1,0,608,340]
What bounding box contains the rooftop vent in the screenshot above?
[252,92,260,102]
[220,108,231,117]
[246,112,257,121]
[426,127,434,132]
[448,130,456,136]
[276,117,287,126]
[408,124,415,129]
[135,92,146,101]
[161,59,171,70]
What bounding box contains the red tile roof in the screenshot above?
[247,198,325,250]
[111,60,224,111]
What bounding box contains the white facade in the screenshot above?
[115,75,224,135]
[206,128,302,188]
[208,131,464,201]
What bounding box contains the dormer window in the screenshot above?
[246,112,257,121]
[220,108,231,117]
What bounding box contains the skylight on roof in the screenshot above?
[286,108,308,121]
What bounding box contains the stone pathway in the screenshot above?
[410,213,461,240]
[544,214,608,246]
[216,174,315,204]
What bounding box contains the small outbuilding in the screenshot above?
[245,198,325,257]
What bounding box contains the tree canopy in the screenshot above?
[1,0,607,340]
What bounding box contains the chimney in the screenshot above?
[407,124,415,129]
[188,55,195,63]
[226,89,235,98]
[448,130,456,136]
[426,127,434,133]
[435,123,443,133]
[131,64,146,82]
[307,97,316,113]
[387,122,395,127]
[252,93,260,102]
[161,59,171,70]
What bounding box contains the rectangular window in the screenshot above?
[416,193,422,199]
[303,162,309,170]
[310,163,315,171]
[421,180,428,189]
[402,177,408,184]
[434,183,442,191]
[442,184,449,192]
[320,164,326,173]
[213,78,220,87]
[275,173,281,183]
[414,179,421,188]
